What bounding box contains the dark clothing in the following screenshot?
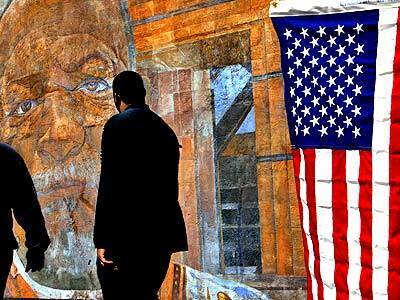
[0,143,50,298]
[94,104,188,252]
[97,248,171,300]
[0,250,13,299]
[0,143,50,250]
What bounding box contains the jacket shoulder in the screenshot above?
[0,143,21,161]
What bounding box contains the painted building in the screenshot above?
[0,0,305,298]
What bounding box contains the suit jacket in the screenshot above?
[0,143,50,251]
[94,105,188,253]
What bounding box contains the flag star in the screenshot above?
[327,56,337,67]
[328,35,337,47]
[352,105,361,117]
[301,47,310,58]
[335,105,344,117]
[302,66,311,78]
[327,76,337,87]
[336,126,345,138]
[319,105,328,117]
[311,96,320,107]
[296,116,303,126]
[317,26,327,37]
[284,28,293,40]
[295,97,303,107]
[334,85,345,97]
[336,65,345,76]
[300,27,309,39]
[336,44,346,57]
[310,56,319,68]
[311,77,318,87]
[310,115,320,127]
[288,67,295,78]
[344,95,354,107]
[354,64,363,75]
[345,55,355,66]
[294,57,303,68]
[327,96,335,107]
[352,126,361,138]
[319,46,328,57]
[302,106,311,117]
[344,116,353,128]
[291,106,297,117]
[345,75,354,87]
[293,38,302,49]
[318,85,327,96]
[311,76,319,87]
[295,77,303,88]
[319,125,328,137]
[354,23,364,34]
[318,65,327,77]
[335,25,345,36]
[328,116,337,127]
[355,43,365,55]
[310,36,319,48]
[353,84,362,96]
[295,126,299,136]
[286,48,294,59]
[345,34,356,45]
[302,125,311,136]
[290,87,296,97]
[302,86,311,97]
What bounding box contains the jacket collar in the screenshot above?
[125,104,149,111]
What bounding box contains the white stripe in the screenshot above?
[315,149,336,299]
[372,8,398,299]
[269,0,400,17]
[346,150,362,300]
[299,149,319,300]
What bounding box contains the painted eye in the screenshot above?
[13,100,37,116]
[78,78,110,94]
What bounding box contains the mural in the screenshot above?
[0,0,129,297]
[1,0,306,299]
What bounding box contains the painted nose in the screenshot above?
[38,98,85,163]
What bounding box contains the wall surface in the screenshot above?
[0,0,306,298]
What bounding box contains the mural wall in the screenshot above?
[0,0,306,299]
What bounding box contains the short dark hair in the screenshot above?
[112,71,146,105]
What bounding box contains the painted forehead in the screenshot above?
[3,32,119,80]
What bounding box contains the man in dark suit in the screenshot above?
[0,143,50,299]
[94,71,188,300]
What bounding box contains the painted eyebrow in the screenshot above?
[62,52,114,73]
[7,73,43,88]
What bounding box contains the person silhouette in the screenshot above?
[0,143,50,299]
[94,71,188,300]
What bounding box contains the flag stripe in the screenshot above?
[304,149,325,299]
[388,7,400,300]
[372,7,398,299]
[293,149,313,300]
[358,150,373,300]
[315,149,336,299]
[346,150,362,300]
[332,150,349,300]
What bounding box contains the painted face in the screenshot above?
[0,19,126,289]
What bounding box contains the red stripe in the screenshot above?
[331,150,349,300]
[293,149,313,300]
[358,151,373,300]
[303,149,324,300]
[389,8,400,300]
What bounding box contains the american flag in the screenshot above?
[271,2,400,300]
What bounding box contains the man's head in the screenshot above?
[113,71,146,112]
[0,0,129,290]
